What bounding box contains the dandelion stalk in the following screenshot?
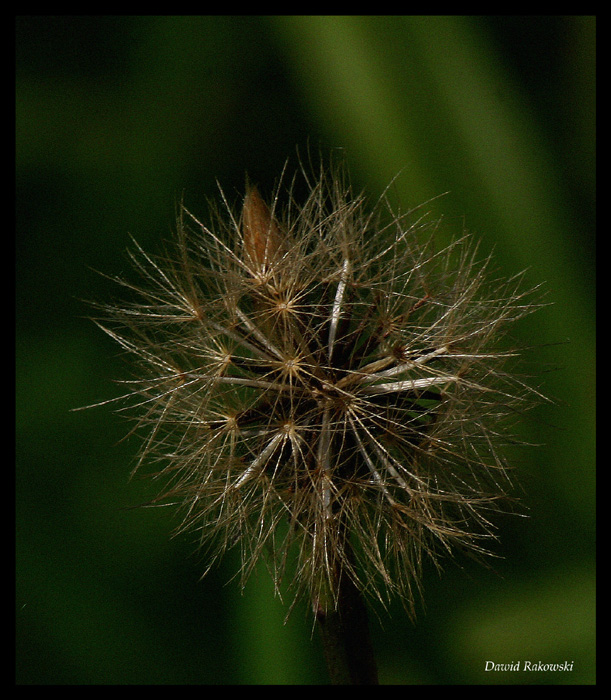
[314,534,379,684]
[89,157,543,684]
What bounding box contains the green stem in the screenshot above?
[315,560,379,684]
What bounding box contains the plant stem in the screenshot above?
[315,556,379,684]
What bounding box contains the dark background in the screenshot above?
[16,16,595,684]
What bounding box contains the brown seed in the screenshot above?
[242,186,284,272]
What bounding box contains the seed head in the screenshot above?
[97,161,541,616]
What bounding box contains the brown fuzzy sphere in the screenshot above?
[95,161,542,615]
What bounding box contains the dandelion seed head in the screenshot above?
[97,159,543,616]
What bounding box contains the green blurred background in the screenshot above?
[16,16,595,684]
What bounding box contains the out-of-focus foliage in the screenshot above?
[17,16,594,684]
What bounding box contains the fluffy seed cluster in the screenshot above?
[98,163,539,615]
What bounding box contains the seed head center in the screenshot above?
[314,380,352,410]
